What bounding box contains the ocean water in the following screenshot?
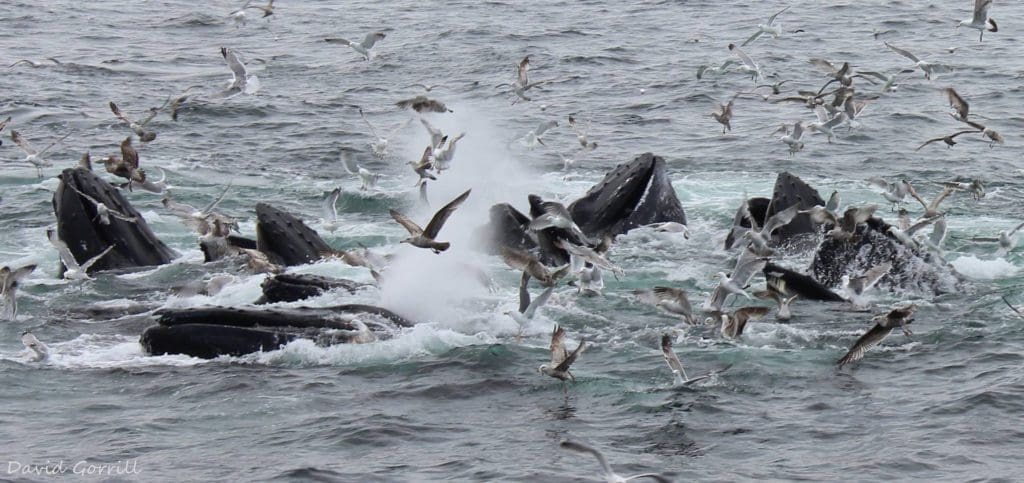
[1,0,1024,481]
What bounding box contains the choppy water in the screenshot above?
[2,0,1024,480]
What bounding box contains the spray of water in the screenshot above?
[378,104,540,325]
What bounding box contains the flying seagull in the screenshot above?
[661,333,715,386]
[389,189,471,253]
[218,47,260,97]
[636,287,695,324]
[741,5,791,46]
[539,324,586,381]
[104,137,146,186]
[325,32,387,61]
[46,228,114,280]
[500,247,570,287]
[341,151,380,191]
[1,264,36,321]
[884,42,952,80]
[358,107,411,159]
[395,96,452,113]
[837,304,917,366]
[10,130,71,178]
[559,440,671,483]
[505,285,555,333]
[65,184,137,225]
[320,188,341,233]
[727,43,762,82]
[711,95,736,133]
[717,306,771,338]
[109,101,159,142]
[957,0,997,41]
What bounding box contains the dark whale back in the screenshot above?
[52,167,176,274]
[255,203,334,266]
[765,172,825,243]
[569,153,686,238]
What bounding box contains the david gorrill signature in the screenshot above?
[7,459,140,477]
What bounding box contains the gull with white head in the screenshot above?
[957,0,997,41]
[341,151,380,191]
[10,130,71,178]
[325,32,386,61]
[46,228,115,280]
[560,440,671,483]
[218,47,260,97]
[1,264,36,321]
[539,324,585,381]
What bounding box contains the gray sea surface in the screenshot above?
[1,1,1023,481]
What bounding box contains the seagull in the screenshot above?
[325,32,387,61]
[519,120,559,147]
[218,47,260,97]
[395,96,453,113]
[245,0,274,18]
[728,43,762,82]
[341,151,380,191]
[408,146,436,185]
[46,228,114,280]
[419,118,446,149]
[714,271,755,302]
[320,188,341,233]
[8,58,61,68]
[738,204,799,256]
[944,87,971,122]
[855,70,906,94]
[1002,296,1024,319]
[500,55,550,102]
[389,189,470,253]
[505,285,554,333]
[577,263,604,295]
[554,240,624,279]
[109,101,159,142]
[358,108,411,159]
[636,287,695,324]
[10,130,71,178]
[753,278,798,321]
[809,58,853,93]
[827,205,878,240]
[432,133,465,171]
[167,86,204,121]
[21,332,49,362]
[957,0,997,41]
[717,306,771,338]
[841,262,891,307]
[104,137,146,186]
[807,105,846,143]
[568,115,597,150]
[696,59,737,79]
[971,222,1024,257]
[906,184,954,218]
[703,247,768,312]
[539,324,586,381]
[0,116,9,146]
[128,166,168,194]
[866,177,910,210]
[647,221,690,239]
[964,120,1005,147]
[1,263,36,321]
[161,183,235,236]
[837,305,917,367]
[660,333,721,387]
[742,6,790,46]
[408,83,440,92]
[711,96,736,133]
[528,196,592,244]
[935,178,984,200]
[915,127,980,150]
[500,247,570,287]
[777,121,805,155]
[560,440,671,483]
[64,184,137,225]
[842,96,870,129]
[884,42,953,80]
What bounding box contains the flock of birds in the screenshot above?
[0,1,1022,480]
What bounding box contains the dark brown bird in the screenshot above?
[943,87,970,122]
[837,304,917,366]
[915,130,979,151]
[389,189,470,253]
[395,96,453,113]
[109,101,158,142]
[104,137,146,184]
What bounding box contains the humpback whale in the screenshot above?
[142,304,416,359]
[255,203,337,266]
[257,273,368,304]
[568,152,686,238]
[725,172,823,250]
[477,153,687,263]
[53,168,176,275]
